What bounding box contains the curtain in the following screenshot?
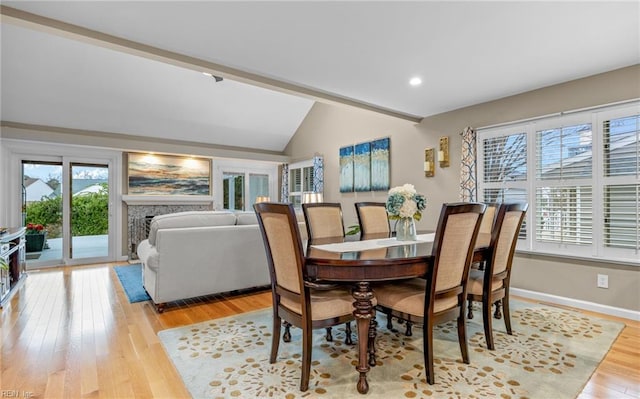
[459,127,477,202]
[280,163,289,202]
[312,155,324,193]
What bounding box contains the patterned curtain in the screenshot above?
[312,155,324,193]
[459,127,477,202]
[280,163,289,202]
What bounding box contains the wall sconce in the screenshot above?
[439,136,450,168]
[255,196,271,203]
[424,148,435,177]
[302,192,324,203]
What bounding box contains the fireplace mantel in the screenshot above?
[122,195,215,206]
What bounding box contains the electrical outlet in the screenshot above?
[597,274,609,289]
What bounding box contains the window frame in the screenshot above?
[477,102,639,265]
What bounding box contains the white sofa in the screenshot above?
[136,210,280,312]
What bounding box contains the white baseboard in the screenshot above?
[511,288,640,322]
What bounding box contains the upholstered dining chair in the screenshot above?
[473,202,499,270]
[302,202,345,239]
[467,202,528,350]
[374,202,486,385]
[254,202,355,391]
[355,202,391,237]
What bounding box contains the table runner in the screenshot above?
[311,233,435,253]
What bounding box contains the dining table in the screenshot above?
[304,231,491,394]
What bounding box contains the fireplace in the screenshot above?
[123,195,214,260]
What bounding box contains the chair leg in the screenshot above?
[494,300,503,319]
[283,321,292,343]
[386,311,394,330]
[325,327,333,342]
[300,324,312,391]
[405,320,413,336]
[467,299,474,319]
[345,322,353,345]
[502,297,513,335]
[457,314,470,364]
[423,322,435,384]
[482,298,495,350]
[270,315,282,363]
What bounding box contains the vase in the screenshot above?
[395,217,417,241]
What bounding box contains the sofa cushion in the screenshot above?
[235,212,258,225]
[148,211,236,246]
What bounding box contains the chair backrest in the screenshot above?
[355,202,390,236]
[302,203,345,239]
[428,202,486,312]
[489,202,528,278]
[475,202,499,249]
[254,203,306,298]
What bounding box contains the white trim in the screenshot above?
[511,288,640,321]
[122,195,214,206]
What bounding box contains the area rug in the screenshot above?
[157,300,623,398]
[114,264,151,303]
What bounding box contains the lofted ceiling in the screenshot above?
[1,1,638,152]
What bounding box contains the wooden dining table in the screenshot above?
[304,232,491,394]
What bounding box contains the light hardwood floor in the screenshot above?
[1,263,638,398]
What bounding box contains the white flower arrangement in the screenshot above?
[385,184,427,221]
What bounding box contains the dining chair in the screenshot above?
[302,202,345,239]
[374,202,486,384]
[473,202,499,270]
[254,202,355,391]
[467,202,528,350]
[355,202,391,237]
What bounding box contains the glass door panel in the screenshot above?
[22,161,63,265]
[223,172,245,211]
[70,163,109,259]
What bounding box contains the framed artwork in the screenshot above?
[128,152,211,195]
[354,142,371,192]
[370,137,390,191]
[339,145,354,193]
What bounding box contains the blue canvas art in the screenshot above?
[339,146,354,193]
[371,137,390,191]
[354,142,371,192]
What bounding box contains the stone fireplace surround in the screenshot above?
[123,195,214,259]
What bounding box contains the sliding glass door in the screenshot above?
[22,159,112,267]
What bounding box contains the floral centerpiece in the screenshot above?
[385,184,426,240]
[25,223,47,253]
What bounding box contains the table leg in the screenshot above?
[352,281,374,394]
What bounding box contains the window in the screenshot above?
[288,160,314,208]
[478,102,639,264]
[213,159,277,212]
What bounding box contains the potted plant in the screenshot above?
[25,223,47,253]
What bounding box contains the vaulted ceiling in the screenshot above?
[1,2,638,152]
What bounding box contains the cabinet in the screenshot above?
[1,227,27,306]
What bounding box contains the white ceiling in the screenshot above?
[1,1,639,152]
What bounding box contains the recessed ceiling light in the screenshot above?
[202,72,213,77]
[409,77,422,86]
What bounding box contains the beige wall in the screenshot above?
[285,65,640,312]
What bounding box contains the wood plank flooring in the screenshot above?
[1,262,638,398]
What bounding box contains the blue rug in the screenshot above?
[114,264,151,303]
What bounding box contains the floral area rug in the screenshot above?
[157,300,623,398]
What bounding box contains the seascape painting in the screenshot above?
[128,153,211,195]
[354,142,371,192]
[339,145,354,193]
[370,137,390,191]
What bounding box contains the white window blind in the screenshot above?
[477,101,640,264]
[602,114,639,252]
[535,123,593,246]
